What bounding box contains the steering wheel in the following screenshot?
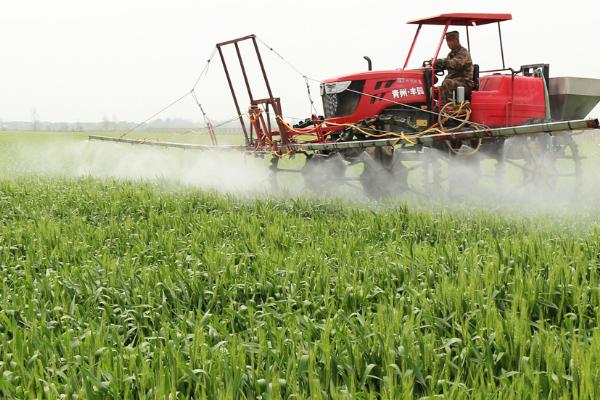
[422,60,445,76]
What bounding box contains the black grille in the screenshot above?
[322,80,365,118]
[323,93,338,118]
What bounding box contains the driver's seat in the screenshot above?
[472,64,480,91]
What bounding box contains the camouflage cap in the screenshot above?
[445,31,459,40]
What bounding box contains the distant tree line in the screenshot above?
[0,117,241,134]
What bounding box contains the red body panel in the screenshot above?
[323,70,427,124]
[322,70,546,129]
[470,75,546,127]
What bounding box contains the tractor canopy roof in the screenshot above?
[407,13,512,26]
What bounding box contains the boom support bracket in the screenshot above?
[216,35,289,149]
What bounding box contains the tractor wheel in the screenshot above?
[520,135,559,190]
[504,134,582,195]
[302,153,346,193]
[359,147,409,199]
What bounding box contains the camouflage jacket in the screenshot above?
[438,46,474,86]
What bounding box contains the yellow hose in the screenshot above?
[259,101,489,157]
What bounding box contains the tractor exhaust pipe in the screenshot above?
[363,56,372,71]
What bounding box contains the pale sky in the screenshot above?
[1,0,599,123]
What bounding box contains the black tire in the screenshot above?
[302,153,346,193]
[505,134,581,194]
[360,147,409,199]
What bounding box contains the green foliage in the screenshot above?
[1,177,600,398]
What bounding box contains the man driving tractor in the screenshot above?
[433,30,474,104]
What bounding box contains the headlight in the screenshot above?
[321,81,352,95]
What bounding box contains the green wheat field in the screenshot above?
[1,130,600,399]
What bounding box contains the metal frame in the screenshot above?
[216,35,289,150]
[431,24,449,108]
[402,24,422,70]
[402,13,512,109]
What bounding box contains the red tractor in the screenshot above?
[321,14,548,130]
[308,14,600,196]
[91,13,600,198]
[222,13,600,198]
[305,13,572,197]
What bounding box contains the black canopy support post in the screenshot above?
[466,26,471,51]
[498,22,506,69]
[217,45,250,146]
